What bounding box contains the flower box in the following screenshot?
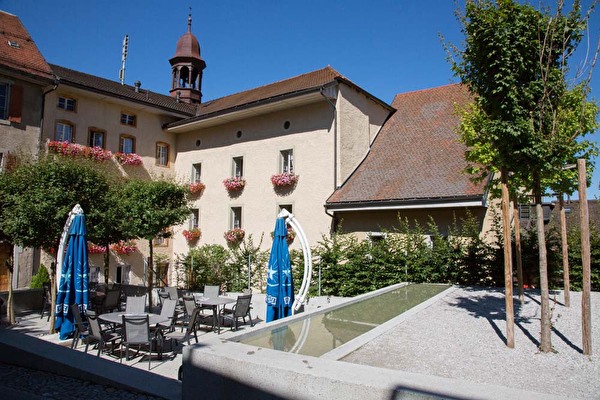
[48,141,112,161]
[110,240,137,254]
[271,172,299,187]
[189,182,206,194]
[87,242,107,254]
[223,177,246,191]
[183,228,201,241]
[270,227,296,244]
[114,152,143,166]
[224,228,245,243]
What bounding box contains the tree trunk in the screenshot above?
[6,253,15,325]
[534,177,552,352]
[501,169,514,348]
[49,260,57,334]
[147,239,154,310]
[577,159,592,355]
[512,194,524,304]
[103,244,110,285]
[559,194,570,307]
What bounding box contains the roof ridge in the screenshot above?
[201,65,340,104]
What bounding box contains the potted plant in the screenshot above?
[183,228,202,241]
[224,228,245,244]
[189,182,206,194]
[114,152,143,166]
[270,172,299,187]
[223,176,246,191]
[110,240,137,254]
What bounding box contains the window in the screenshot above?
[116,265,131,284]
[57,96,76,112]
[154,229,170,247]
[278,204,293,216]
[119,134,136,153]
[0,82,9,120]
[54,121,74,142]
[232,156,244,178]
[230,207,242,229]
[156,142,169,166]
[89,266,100,284]
[0,82,22,123]
[280,149,294,173]
[192,163,202,183]
[88,129,105,148]
[189,208,199,230]
[155,262,168,288]
[120,112,136,127]
[0,152,4,172]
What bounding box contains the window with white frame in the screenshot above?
[90,266,100,283]
[280,149,294,173]
[0,82,9,120]
[57,96,76,112]
[156,142,169,166]
[192,163,202,183]
[278,204,292,216]
[230,207,242,229]
[54,121,74,142]
[89,129,105,148]
[119,134,135,153]
[120,112,136,127]
[232,156,243,178]
[189,208,199,229]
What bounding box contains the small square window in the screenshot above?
[119,135,135,153]
[55,121,74,142]
[192,163,202,183]
[280,149,294,173]
[58,96,76,112]
[89,129,105,148]
[120,112,136,127]
[230,207,242,229]
[232,156,244,178]
[156,142,169,166]
[189,209,199,230]
[0,82,9,120]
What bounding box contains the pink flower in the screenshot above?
[110,240,137,254]
[189,182,206,194]
[224,228,245,243]
[271,172,299,187]
[183,228,201,241]
[223,177,246,191]
[114,152,143,166]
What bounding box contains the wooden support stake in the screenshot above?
[577,159,592,356]
[501,171,514,348]
[559,194,570,307]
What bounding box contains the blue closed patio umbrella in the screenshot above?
[55,206,90,340]
[266,217,294,322]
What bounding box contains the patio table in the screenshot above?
[195,296,236,334]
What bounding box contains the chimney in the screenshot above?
[134,81,141,92]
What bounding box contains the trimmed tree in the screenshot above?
[0,157,110,331]
[450,0,598,351]
[117,179,190,308]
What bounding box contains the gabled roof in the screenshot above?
[49,64,197,116]
[327,84,487,210]
[0,11,53,81]
[167,66,393,129]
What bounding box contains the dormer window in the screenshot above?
[7,41,20,49]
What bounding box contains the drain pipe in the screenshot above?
[320,86,338,190]
[39,77,59,156]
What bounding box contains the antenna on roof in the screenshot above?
[119,34,129,85]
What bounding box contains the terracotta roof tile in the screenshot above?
[0,11,53,80]
[327,84,487,206]
[49,64,197,115]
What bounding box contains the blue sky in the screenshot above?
[2,0,599,198]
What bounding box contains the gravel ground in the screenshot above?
[0,362,164,400]
[342,287,600,399]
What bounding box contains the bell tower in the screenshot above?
[169,12,206,104]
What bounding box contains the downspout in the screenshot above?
[320,86,338,234]
[39,77,60,156]
[319,86,337,190]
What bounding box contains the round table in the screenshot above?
[98,311,168,326]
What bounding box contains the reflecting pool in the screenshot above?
[238,283,450,357]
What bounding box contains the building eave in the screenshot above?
[325,195,487,213]
[165,86,331,132]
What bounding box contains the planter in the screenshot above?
[183,228,201,241]
[189,182,206,195]
[223,177,246,191]
[224,228,245,244]
[114,152,143,166]
[271,172,299,187]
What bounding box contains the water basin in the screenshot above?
[238,283,450,357]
